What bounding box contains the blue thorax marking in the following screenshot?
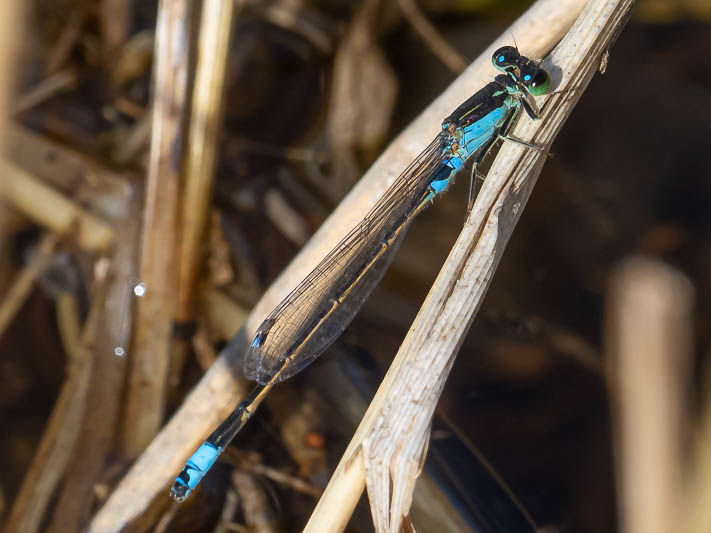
[427,100,514,200]
[459,104,508,156]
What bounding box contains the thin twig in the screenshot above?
[264,188,310,246]
[397,0,467,73]
[248,462,323,498]
[13,69,78,114]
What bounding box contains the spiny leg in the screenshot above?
[498,132,554,158]
[466,131,554,214]
[539,87,577,114]
[466,135,498,212]
[466,102,523,212]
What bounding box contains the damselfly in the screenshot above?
[171,46,551,502]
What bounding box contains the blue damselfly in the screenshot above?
[172,46,552,502]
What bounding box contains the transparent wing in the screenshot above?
[244,133,448,385]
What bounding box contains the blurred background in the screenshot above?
[0,0,710,532]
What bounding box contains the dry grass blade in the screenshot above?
[397,0,467,73]
[100,0,133,62]
[304,0,634,531]
[0,161,115,252]
[120,0,191,458]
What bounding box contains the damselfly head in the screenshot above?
[518,63,550,96]
[492,46,520,72]
[492,46,551,96]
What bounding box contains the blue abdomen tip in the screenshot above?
[170,443,221,502]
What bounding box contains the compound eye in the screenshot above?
[492,46,519,71]
[520,65,551,95]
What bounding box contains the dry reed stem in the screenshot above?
[607,257,691,533]
[304,0,634,530]
[121,0,190,457]
[0,0,24,269]
[176,0,238,322]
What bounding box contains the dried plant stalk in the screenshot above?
[121,0,191,457]
[607,258,691,533]
[176,0,237,322]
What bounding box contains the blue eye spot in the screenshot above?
[524,74,531,81]
[498,55,505,63]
